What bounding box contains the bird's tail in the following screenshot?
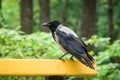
[83,56,95,69]
[71,52,95,69]
[86,52,94,63]
[85,49,94,63]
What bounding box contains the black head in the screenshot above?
[41,20,60,32]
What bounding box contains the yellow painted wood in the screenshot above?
[0,59,97,76]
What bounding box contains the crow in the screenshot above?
[41,20,95,69]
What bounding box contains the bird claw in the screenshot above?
[58,57,65,61]
[69,56,74,61]
[58,53,68,61]
[59,56,63,59]
[70,57,74,61]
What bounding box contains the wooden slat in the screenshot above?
[0,59,97,76]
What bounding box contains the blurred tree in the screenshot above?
[80,0,96,39]
[60,0,68,25]
[39,0,50,32]
[0,0,3,28]
[80,0,96,51]
[0,0,1,14]
[20,0,33,34]
[114,0,120,39]
[108,0,114,43]
[0,0,1,11]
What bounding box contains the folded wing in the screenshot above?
[56,30,94,69]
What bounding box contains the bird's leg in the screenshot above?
[59,53,68,60]
[70,55,74,60]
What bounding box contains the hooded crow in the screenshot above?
[41,20,95,69]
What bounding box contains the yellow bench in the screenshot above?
[0,59,97,79]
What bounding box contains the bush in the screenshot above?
[0,29,62,59]
[85,35,120,80]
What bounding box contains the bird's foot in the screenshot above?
[70,56,74,61]
[58,57,65,61]
[58,53,68,61]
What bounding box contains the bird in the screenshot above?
[41,20,95,69]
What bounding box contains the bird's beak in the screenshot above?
[41,22,50,27]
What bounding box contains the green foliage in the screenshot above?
[0,29,62,59]
[96,0,108,37]
[2,0,20,30]
[33,0,39,31]
[84,36,120,80]
[85,35,110,52]
[0,76,44,80]
[50,0,81,34]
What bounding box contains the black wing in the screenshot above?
[56,30,94,69]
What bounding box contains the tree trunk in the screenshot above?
[80,0,96,39]
[0,0,2,16]
[0,0,3,28]
[80,0,96,51]
[39,0,50,32]
[20,0,33,34]
[61,0,68,25]
[0,0,1,10]
[108,0,114,43]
